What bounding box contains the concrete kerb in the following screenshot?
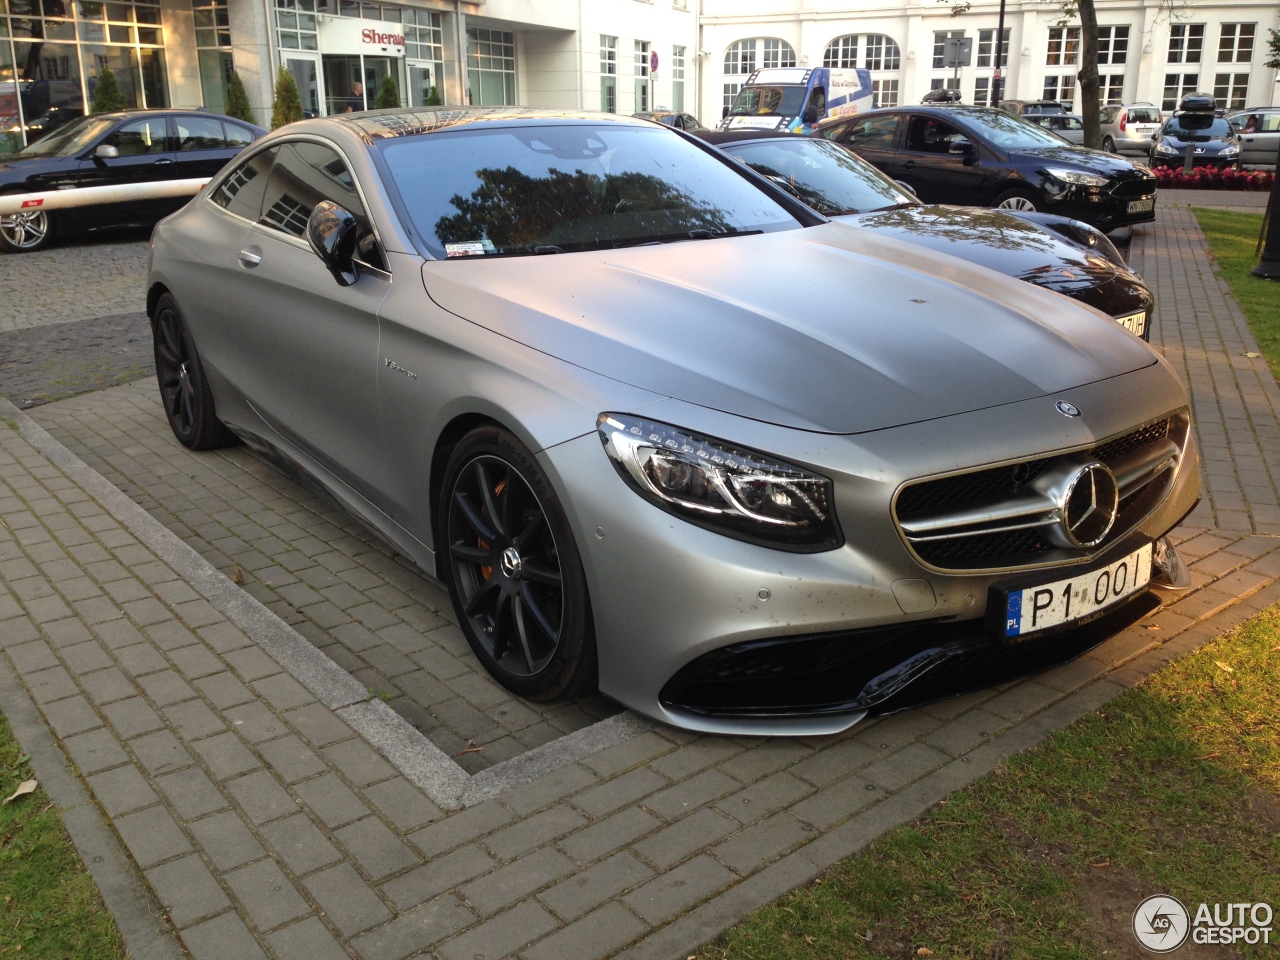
[1,396,649,810]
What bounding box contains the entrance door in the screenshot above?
[407,64,434,106]
[285,55,321,117]
[363,57,396,107]
[323,55,362,114]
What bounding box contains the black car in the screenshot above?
[0,109,265,253]
[632,110,706,131]
[695,128,1154,339]
[1150,113,1241,171]
[816,105,1156,232]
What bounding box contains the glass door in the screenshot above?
[322,55,360,114]
[286,54,321,116]
[363,56,396,107]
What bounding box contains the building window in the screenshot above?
[864,34,901,71]
[1162,72,1198,111]
[1042,74,1074,106]
[823,34,858,69]
[977,28,1010,68]
[1213,72,1249,110]
[723,82,740,114]
[672,45,685,112]
[726,37,794,75]
[1097,26,1128,65]
[974,76,991,106]
[193,0,232,114]
[932,30,964,69]
[600,35,617,112]
[275,0,317,51]
[1099,74,1125,104]
[930,77,960,92]
[1168,24,1204,64]
[762,37,793,69]
[635,40,650,113]
[871,78,899,108]
[404,10,443,61]
[724,39,755,75]
[1218,24,1255,63]
[467,27,515,105]
[1046,27,1080,66]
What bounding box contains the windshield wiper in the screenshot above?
[871,202,918,213]
[611,229,762,249]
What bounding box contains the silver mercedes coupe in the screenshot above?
[146,108,1199,735]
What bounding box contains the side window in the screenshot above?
[906,117,962,153]
[209,146,278,221]
[809,87,826,117]
[176,116,228,152]
[257,139,385,269]
[1262,114,1280,133]
[104,118,168,156]
[223,122,257,148]
[841,115,898,148]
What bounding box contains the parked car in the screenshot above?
[1099,103,1163,155]
[0,108,265,253]
[1030,113,1086,145]
[632,110,705,131]
[147,107,1198,734]
[1227,108,1280,167]
[695,128,1153,338]
[1149,113,1241,171]
[816,105,1156,231]
[1000,100,1067,116]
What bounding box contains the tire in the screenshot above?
[150,292,235,450]
[439,427,597,701]
[0,208,54,253]
[992,187,1041,213]
[1102,136,1116,153]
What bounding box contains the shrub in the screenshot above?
[1153,165,1275,192]
[91,67,127,113]
[271,65,303,129]
[375,75,400,109]
[225,71,255,124]
[425,85,443,107]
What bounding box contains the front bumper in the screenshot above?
[540,360,1200,735]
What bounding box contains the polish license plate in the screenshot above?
[1127,198,1154,214]
[1001,543,1153,640]
[1115,311,1147,336]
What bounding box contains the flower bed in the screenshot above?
[1152,165,1275,191]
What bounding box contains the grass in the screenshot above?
[694,611,1280,960]
[0,707,126,959]
[1193,208,1280,383]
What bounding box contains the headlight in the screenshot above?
[1154,142,1179,155]
[1221,144,1239,156]
[1043,167,1110,187]
[598,413,842,552]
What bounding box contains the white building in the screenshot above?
[697,0,1280,124]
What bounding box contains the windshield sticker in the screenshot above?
[445,240,495,258]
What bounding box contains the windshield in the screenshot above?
[722,138,909,216]
[728,85,807,118]
[18,115,117,156]
[380,123,800,259]
[949,109,1073,149]
[1162,116,1233,139]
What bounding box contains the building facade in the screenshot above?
[698,0,1280,126]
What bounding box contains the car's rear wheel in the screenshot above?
[1103,136,1116,152]
[993,188,1041,213]
[151,292,235,450]
[0,209,54,253]
[440,427,597,701]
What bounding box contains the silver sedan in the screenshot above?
[146,108,1199,735]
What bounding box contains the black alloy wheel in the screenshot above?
[151,293,234,450]
[441,428,596,701]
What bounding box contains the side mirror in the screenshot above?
[894,180,919,199]
[948,138,974,157]
[306,200,360,286]
[802,105,820,125]
[721,105,729,120]
[94,143,119,159]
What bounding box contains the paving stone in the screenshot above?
[7,639,59,674]
[286,702,356,748]
[167,644,224,680]
[266,917,351,960]
[226,700,288,744]
[622,855,736,926]
[559,806,662,866]
[482,804,588,862]
[862,742,953,793]
[63,726,130,774]
[145,854,231,928]
[78,665,137,704]
[259,812,344,876]
[538,850,655,922]
[56,640,113,677]
[523,901,649,960]
[163,698,226,740]
[643,769,741,822]
[302,863,392,936]
[252,672,314,712]
[713,772,813,824]
[226,646,284,683]
[501,762,600,817]
[788,774,881,831]
[40,694,102,737]
[407,801,513,858]
[322,737,396,787]
[349,895,476,960]
[192,731,262,780]
[102,695,164,739]
[24,664,78,703]
[458,846,578,916]
[334,815,420,881]
[436,899,559,960]
[362,776,443,832]
[258,734,329,784]
[180,911,269,960]
[115,804,193,868]
[712,811,813,874]
[130,729,196,777]
[114,642,169,677]
[226,858,312,932]
[714,740,812,783]
[156,766,229,821]
[87,764,159,817]
[632,808,739,871]
[226,768,299,825]
[380,844,497,912]
[294,773,370,829]
[648,737,743,780]
[194,671,256,709]
[571,767,669,818]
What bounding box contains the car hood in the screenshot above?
[0,153,69,180]
[838,205,1120,293]
[420,222,1157,435]
[1014,145,1147,175]
[1157,135,1235,152]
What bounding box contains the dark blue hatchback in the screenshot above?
[816,105,1157,232]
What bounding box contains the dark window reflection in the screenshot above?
[722,138,905,215]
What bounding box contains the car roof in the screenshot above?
[314,106,657,143]
[693,129,801,146]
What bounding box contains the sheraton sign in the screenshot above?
[315,15,407,56]
[362,27,405,47]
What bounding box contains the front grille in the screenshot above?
[894,414,1187,571]
[1110,177,1156,200]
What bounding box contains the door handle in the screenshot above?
[154,158,173,164]
[902,160,917,169]
[238,249,262,267]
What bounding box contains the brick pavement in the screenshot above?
[0,233,149,332]
[1,201,1279,960]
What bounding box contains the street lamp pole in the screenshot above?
[991,0,1007,106]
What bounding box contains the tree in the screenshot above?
[91,67,127,113]
[375,74,400,109]
[426,85,443,107]
[271,65,303,130]
[1072,0,1103,151]
[1265,27,1280,69]
[225,70,255,124]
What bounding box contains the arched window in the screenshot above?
[724,37,796,75]
[864,34,901,71]
[824,35,858,69]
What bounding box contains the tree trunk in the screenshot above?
[1077,0,1102,150]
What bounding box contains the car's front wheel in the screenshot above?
[1102,136,1116,152]
[151,293,235,450]
[993,187,1041,213]
[440,427,597,701]
[0,208,54,253]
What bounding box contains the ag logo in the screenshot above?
[1133,895,1190,952]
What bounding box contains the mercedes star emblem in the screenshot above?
[1061,462,1119,547]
